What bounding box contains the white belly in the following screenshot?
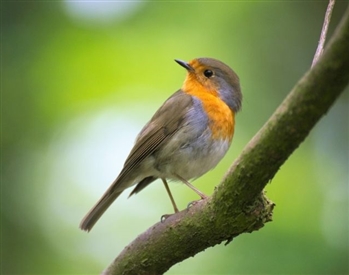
[156,138,231,181]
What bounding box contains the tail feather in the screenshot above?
[128,176,157,197]
[80,190,123,232]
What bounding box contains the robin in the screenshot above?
[80,57,242,231]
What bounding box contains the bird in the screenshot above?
[80,57,242,232]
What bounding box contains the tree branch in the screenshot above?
[103,6,349,275]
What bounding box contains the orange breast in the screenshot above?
[183,76,235,141]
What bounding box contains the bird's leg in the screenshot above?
[175,173,208,200]
[162,178,179,213]
[161,176,207,222]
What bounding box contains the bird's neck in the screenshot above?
[182,74,218,97]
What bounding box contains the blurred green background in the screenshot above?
[2,1,348,274]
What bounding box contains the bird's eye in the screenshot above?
[203,69,213,78]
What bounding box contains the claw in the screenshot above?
[186,199,204,210]
[161,214,172,222]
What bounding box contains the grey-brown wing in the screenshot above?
[79,91,193,231]
[111,90,193,192]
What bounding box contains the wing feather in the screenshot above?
[110,90,193,192]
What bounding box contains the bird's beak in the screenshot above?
[175,59,194,72]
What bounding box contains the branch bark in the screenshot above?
[103,6,349,275]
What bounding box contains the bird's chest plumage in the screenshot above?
[199,94,235,141]
[155,91,235,180]
[184,78,236,138]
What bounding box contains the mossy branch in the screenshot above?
[103,5,349,275]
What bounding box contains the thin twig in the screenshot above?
[312,0,336,67]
